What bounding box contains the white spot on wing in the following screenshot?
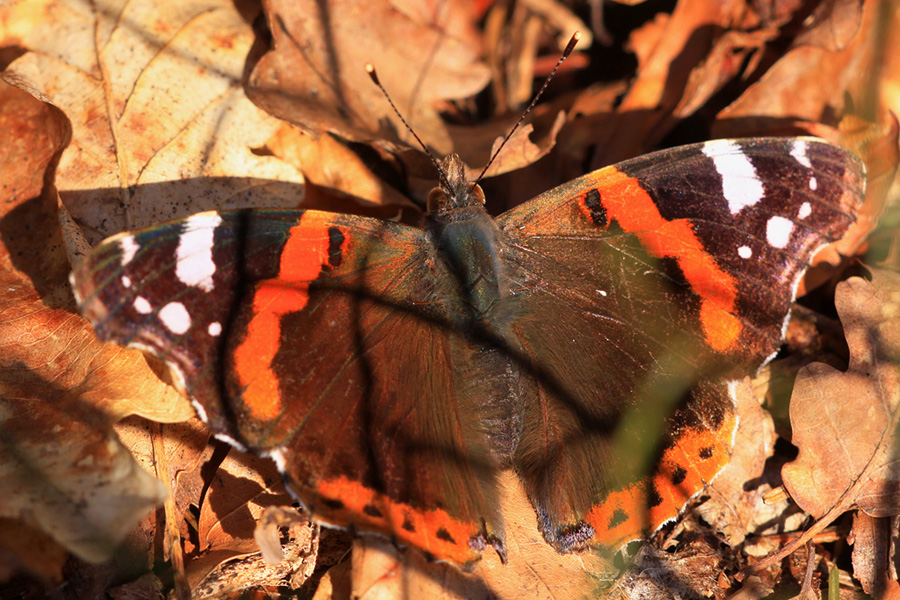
[175,212,222,292]
[158,301,191,334]
[702,140,765,214]
[208,321,222,336]
[133,296,152,314]
[738,245,752,259]
[798,202,812,219]
[790,141,819,191]
[790,140,813,168]
[265,448,288,473]
[213,433,247,452]
[766,216,794,249]
[190,399,208,423]
[121,275,132,288]
[119,236,139,266]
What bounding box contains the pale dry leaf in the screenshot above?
[479,111,566,179]
[4,0,305,244]
[782,270,900,520]
[253,506,312,565]
[188,448,295,588]
[0,82,185,564]
[696,378,777,547]
[190,538,317,600]
[248,0,490,156]
[0,397,167,563]
[714,0,873,137]
[266,124,413,210]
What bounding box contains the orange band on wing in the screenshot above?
[312,475,484,566]
[233,213,338,421]
[579,169,741,352]
[585,409,737,548]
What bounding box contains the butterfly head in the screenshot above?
[427,153,486,217]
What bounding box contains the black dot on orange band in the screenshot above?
[671,465,687,485]
[582,189,607,227]
[363,504,383,519]
[402,515,416,532]
[699,446,714,459]
[609,508,629,529]
[322,497,345,510]
[327,226,345,268]
[648,482,663,508]
[436,527,456,544]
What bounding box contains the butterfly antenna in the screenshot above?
[366,64,453,192]
[474,32,581,185]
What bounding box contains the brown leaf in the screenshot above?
[713,0,872,136]
[0,81,190,565]
[591,0,730,165]
[188,448,296,589]
[265,124,413,213]
[247,0,490,156]
[0,519,68,584]
[849,513,895,597]
[793,0,864,52]
[476,111,566,179]
[782,270,900,520]
[0,395,167,563]
[3,0,306,244]
[696,378,777,547]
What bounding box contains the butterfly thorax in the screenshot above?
[424,154,509,323]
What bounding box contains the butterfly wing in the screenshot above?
[72,209,507,566]
[495,137,865,551]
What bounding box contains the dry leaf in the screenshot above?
[695,378,777,547]
[0,519,68,584]
[849,513,895,597]
[247,0,490,155]
[2,0,892,596]
[188,448,296,588]
[0,82,188,565]
[714,0,870,136]
[3,0,305,244]
[266,124,413,212]
[782,270,900,520]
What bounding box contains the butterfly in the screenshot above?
[71,136,864,566]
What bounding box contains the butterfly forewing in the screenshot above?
[496,137,864,550]
[73,209,510,566]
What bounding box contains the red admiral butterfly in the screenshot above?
[71,136,864,567]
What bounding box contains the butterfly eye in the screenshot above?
[427,188,449,213]
[468,184,486,205]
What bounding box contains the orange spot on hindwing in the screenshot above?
[578,169,741,352]
[233,213,343,421]
[310,476,485,566]
[584,407,737,549]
